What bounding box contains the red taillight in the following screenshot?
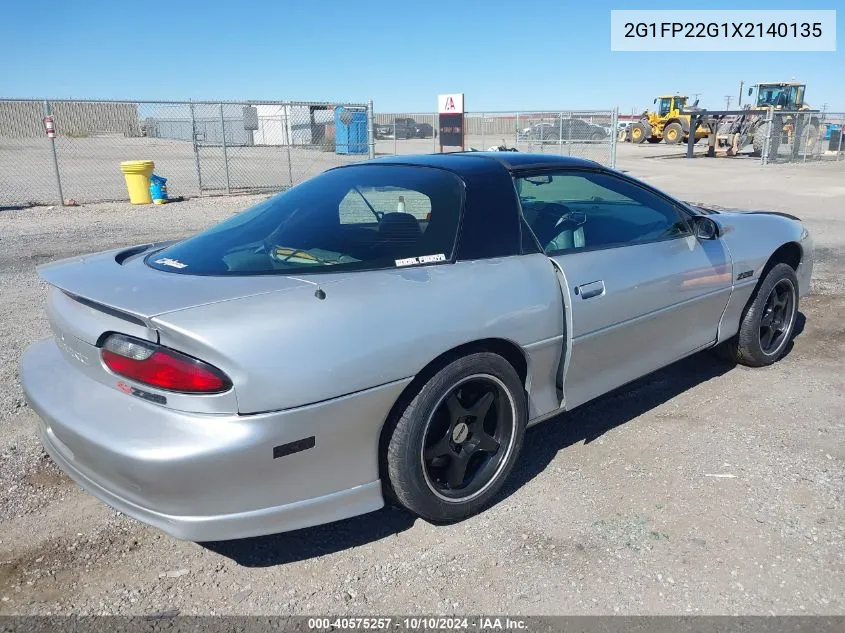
[100,334,231,394]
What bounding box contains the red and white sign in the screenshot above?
[43,116,56,139]
[437,93,464,114]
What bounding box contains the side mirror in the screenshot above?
[748,87,753,96]
[692,216,719,240]
[653,98,657,104]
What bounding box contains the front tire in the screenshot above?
[385,352,527,523]
[719,263,799,367]
[664,122,683,144]
[752,117,782,159]
[631,121,650,144]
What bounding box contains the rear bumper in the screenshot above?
[21,338,411,541]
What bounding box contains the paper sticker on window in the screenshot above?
[395,254,446,267]
[154,257,188,269]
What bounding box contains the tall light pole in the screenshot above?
[724,95,732,110]
[738,81,744,107]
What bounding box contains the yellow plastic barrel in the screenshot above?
[120,160,155,204]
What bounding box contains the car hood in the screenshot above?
[37,242,314,320]
[686,202,801,222]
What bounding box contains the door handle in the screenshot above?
[575,280,605,299]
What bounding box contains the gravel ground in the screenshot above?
[0,155,843,616]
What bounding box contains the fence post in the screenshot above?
[791,111,803,162]
[838,119,844,161]
[566,112,572,156]
[515,112,520,150]
[219,103,231,194]
[367,99,375,159]
[802,113,809,163]
[285,108,294,187]
[761,108,773,166]
[189,101,203,194]
[558,112,564,155]
[433,113,438,153]
[43,100,64,205]
[610,108,618,169]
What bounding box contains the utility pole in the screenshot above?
[724,95,732,110]
[738,81,744,107]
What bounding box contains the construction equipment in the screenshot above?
[621,95,710,145]
[716,82,821,158]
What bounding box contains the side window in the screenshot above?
[515,171,689,255]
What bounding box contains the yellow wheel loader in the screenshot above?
[623,96,710,144]
[749,83,820,156]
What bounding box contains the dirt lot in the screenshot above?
[0,152,843,615]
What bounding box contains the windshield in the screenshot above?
[147,165,463,276]
[757,85,803,108]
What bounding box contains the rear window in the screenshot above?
[147,165,464,276]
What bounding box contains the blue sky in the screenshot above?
[3,0,842,112]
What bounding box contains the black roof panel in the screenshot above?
[361,152,600,174]
[454,151,601,170]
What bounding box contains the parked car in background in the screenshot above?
[520,118,609,142]
[413,121,435,138]
[22,152,812,542]
[394,118,434,139]
[373,122,394,139]
[374,119,433,140]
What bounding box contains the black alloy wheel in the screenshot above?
[384,352,527,523]
[421,375,514,501]
[715,262,799,367]
[759,278,795,355]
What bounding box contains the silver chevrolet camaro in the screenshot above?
[21,153,813,541]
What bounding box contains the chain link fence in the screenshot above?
[1,100,624,207]
[0,99,371,206]
[760,109,845,165]
[373,110,618,166]
[373,112,438,156]
[4,98,842,207]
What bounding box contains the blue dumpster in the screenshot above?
[335,106,368,155]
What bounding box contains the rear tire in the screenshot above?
[664,122,683,145]
[718,263,799,367]
[631,122,650,144]
[385,353,527,523]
